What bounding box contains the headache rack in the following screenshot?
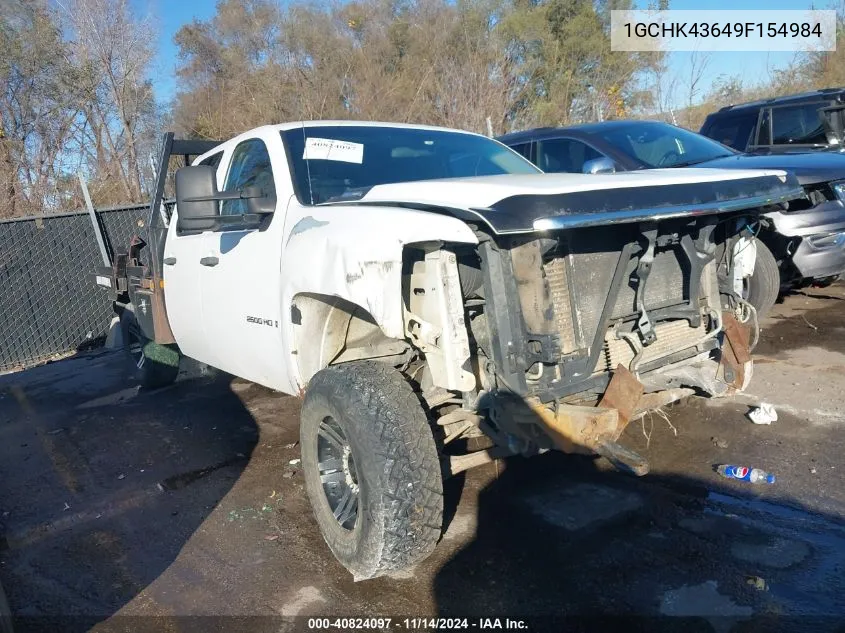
[92,133,221,343]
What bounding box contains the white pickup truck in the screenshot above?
[96,121,802,580]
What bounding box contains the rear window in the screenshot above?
[771,102,829,145]
[198,151,223,169]
[701,113,757,150]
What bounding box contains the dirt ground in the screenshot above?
[2,284,845,632]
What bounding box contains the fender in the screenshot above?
[280,201,478,391]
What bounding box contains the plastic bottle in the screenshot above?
[717,465,776,484]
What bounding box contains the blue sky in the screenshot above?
[141,0,822,107]
[142,0,218,102]
[657,0,820,109]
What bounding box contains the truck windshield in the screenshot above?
[281,125,540,205]
[594,121,737,169]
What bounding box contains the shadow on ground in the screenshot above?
[434,448,845,632]
[431,345,845,633]
[3,284,845,632]
[0,353,258,633]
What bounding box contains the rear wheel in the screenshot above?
[300,361,443,580]
[743,241,780,319]
[119,307,180,389]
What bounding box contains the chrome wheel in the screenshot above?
[317,416,359,530]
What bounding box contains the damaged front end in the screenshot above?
[412,173,803,476]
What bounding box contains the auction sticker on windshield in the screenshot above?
[303,137,364,163]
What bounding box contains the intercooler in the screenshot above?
[542,245,706,372]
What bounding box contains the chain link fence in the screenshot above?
[0,203,149,373]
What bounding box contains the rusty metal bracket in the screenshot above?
[528,400,652,476]
[596,442,650,476]
[599,364,644,426]
[719,311,752,389]
[529,401,621,455]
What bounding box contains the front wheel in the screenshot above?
[119,306,180,389]
[300,361,443,580]
[743,240,780,319]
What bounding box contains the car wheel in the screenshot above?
[119,306,180,389]
[743,241,780,318]
[300,360,443,580]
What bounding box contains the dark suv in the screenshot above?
[700,87,845,153]
[498,120,845,317]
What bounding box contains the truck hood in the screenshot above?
[356,169,804,234]
[699,153,845,186]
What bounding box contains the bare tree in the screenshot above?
[59,0,157,201]
[0,0,86,217]
[684,50,710,129]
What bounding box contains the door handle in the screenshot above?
[163,256,177,266]
[200,256,219,267]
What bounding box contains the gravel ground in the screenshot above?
[1,284,844,633]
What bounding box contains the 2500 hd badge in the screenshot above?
[246,315,278,327]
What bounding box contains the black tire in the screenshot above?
[119,307,180,389]
[813,275,840,288]
[300,361,443,580]
[744,241,780,318]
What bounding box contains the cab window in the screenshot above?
[535,138,604,173]
[221,139,276,215]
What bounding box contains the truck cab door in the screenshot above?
[198,135,288,388]
[163,151,225,367]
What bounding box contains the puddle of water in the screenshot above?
[707,490,845,615]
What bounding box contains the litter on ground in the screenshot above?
[748,403,778,425]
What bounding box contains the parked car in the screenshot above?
[700,87,845,153]
[499,120,845,316]
[95,123,801,580]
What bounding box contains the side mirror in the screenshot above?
[239,186,276,215]
[176,166,220,232]
[583,157,616,174]
[247,195,277,215]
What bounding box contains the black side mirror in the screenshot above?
[176,166,220,232]
[247,195,277,215]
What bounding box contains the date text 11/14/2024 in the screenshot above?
[307,618,529,630]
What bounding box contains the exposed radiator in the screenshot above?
[544,246,691,363]
[595,319,707,373]
[543,256,580,354]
